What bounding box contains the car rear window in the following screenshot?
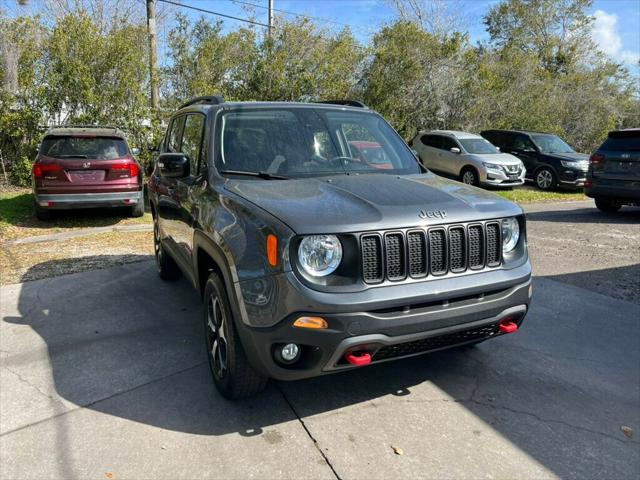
[601,133,640,151]
[40,136,129,159]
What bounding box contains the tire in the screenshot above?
[595,197,622,213]
[153,218,180,280]
[203,273,268,399]
[130,198,145,217]
[460,167,479,186]
[535,167,556,191]
[34,203,52,221]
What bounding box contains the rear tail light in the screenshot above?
[589,153,605,165]
[112,162,140,177]
[33,163,62,178]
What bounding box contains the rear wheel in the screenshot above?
[460,167,479,186]
[153,218,180,280]
[204,273,268,399]
[34,203,52,221]
[130,198,144,217]
[595,197,622,213]
[535,167,556,191]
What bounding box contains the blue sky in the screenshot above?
[3,0,639,68]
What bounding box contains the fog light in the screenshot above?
[281,343,300,362]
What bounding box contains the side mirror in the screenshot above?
[131,147,141,156]
[450,147,461,154]
[158,153,190,178]
[496,146,500,152]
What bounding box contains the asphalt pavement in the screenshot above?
[1,200,638,479]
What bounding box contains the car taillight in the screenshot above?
[33,163,62,178]
[112,162,140,177]
[589,153,605,165]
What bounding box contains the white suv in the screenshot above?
[410,130,525,187]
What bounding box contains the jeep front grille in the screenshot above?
[360,222,502,284]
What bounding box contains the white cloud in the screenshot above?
[591,9,639,65]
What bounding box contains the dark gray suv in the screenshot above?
[148,97,532,399]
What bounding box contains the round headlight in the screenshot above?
[502,217,520,253]
[298,235,342,277]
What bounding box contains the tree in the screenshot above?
[362,21,473,138]
[484,0,595,73]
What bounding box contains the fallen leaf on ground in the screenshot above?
[105,473,114,479]
[391,445,404,455]
[621,426,633,438]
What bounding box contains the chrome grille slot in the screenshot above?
[485,222,501,267]
[428,228,447,275]
[361,234,383,283]
[384,233,406,281]
[468,224,484,269]
[449,226,466,273]
[407,230,427,278]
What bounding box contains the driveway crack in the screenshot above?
[275,383,341,480]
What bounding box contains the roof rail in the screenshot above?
[50,124,119,130]
[179,95,225,110]
[315,100,368,109]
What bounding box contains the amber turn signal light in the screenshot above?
[293,316,328,329]
[267,234,278,266]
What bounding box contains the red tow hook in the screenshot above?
[499,319,518,334]
[345,351,372,366]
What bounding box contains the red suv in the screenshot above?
[32,126,144,220]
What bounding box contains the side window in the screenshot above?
[167,116,185,153]
[421,134,440,148]
[181,114,206,175]
[514,134,535,151]
[440,136,458,151]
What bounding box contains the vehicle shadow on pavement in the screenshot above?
[525,206,640,224]
[2,259,639,479]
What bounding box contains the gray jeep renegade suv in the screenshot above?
[147,96,532,399]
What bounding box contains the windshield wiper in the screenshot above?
[57,154,88,159]
[219,169,289,180]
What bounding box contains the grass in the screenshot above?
[495,187,586,203]
[0,188,151,242]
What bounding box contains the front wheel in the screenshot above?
[535,167,556,191]
[204,273,268,399]
[595,197,622,213]
[460,167,479,186]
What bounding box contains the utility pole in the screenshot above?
[268,0,274,38]
[146,0,160,113]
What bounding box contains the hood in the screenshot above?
[224,173,523,234]
[465,153,522,165]
[543,152,588,161]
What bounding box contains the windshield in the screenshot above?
[216,107,421,177]
[459,138,499,154]
[532,134,575,154]
[40,136,129,159]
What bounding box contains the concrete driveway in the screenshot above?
[1,201,639,479]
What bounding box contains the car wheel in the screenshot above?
[153,218,180,280]
[535,167,556,191]
[130,198,145,217]
[204,273,268,399]
[595,197,622,213]
[34,202,52,221]
[460,167,479,186]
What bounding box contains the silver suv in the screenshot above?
[411,130,525,187]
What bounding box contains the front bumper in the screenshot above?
[236,264,532,381]
[481,166,525,186]
[34,191,143,210]
[558,168,587,188]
